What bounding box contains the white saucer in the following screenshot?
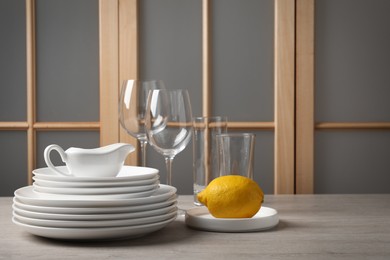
[33,175,159,188]
[15,185,176,207]
[33,166,158,182]
[32,182,159,195]
[13,203,177,221]
[13,209,177,228]
[13,195,177,214]
[12,215,176,240]
[185,206,279,232]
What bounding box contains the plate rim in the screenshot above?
[13,208,178,228]
[13,194,177,214]
[32,175,160,188]
[13,202,178,221]
[12,215,177,240]
[32,182,159,195]
[14,185,176,207]
[33,165,158,182]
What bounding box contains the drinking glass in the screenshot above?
[119,80,165,166]
[216,133,256,179]
[192,116,227,205]
[145,89,193,185]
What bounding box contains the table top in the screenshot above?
[1,194,390,260]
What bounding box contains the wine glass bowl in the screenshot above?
[145,89,193,185]
[119,80,166,166]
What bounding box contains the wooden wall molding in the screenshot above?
[274,0,295,194]
[118,0,139,165]
[296,0,315,194]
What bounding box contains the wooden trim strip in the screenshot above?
[99,0,120,145]
[0,122,29,130]
[202,0,211,117]
[118,0,139,165]
[316,122,390,130]
[227,122,275,130]
[33,122,100,131]
[26,0,36,185]
[202,0,212,183]
[296,0,314,194]
[274,0,295,194]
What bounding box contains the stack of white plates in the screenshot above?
[12,166,178,240]
[32,166,160,199]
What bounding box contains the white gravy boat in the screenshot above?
[44,143,135,177]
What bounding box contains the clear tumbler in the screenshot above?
[192,116,227,205]
[216,133,256,179]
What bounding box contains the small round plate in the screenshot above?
[185,206,279,233]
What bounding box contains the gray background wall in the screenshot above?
[314,0,390,193]
[1,0,390,196]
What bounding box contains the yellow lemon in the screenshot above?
[197,175,264,218]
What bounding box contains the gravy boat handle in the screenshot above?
[44,144,72,176]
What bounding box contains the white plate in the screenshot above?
[13,195,177,214]
[33,166,158,183]
[15,185,176,207]
[33,175,159,188]
[13,209,177,228]
[32,182,159,195]
[32,187,157,200]
[12,215,176,240]
[185,206,279,232]
[13,203,177,221]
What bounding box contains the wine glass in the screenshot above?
[119,80,166,166]
[145,89,193,186]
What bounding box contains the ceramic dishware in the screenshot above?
[185,206,279,232]
[33,165,158,183]
[44,143,134,177]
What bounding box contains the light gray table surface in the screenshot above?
[1,194,390,260]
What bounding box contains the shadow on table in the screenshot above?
[28,219,292,248]
[29,219,201,248]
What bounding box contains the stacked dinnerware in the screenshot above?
[32,166,161,199]
[12,144,178,241]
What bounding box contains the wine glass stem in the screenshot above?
[164,156,174,185]
[139,140,147,167]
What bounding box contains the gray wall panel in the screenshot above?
[35,0,99,122]
[315,132,390,193]
[212,0,274,122]
[139,0,202,117]
[315,0,390,194]
[316,0,390,121]
[0,132,28,196]
[0,0,26,121]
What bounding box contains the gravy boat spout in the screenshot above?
[101,143,136,163]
